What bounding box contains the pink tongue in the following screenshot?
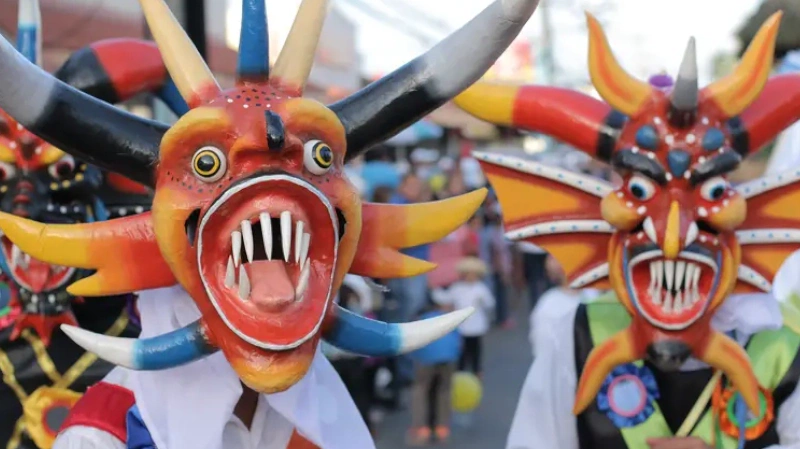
[246,260,295,310]
[19,259,51,292]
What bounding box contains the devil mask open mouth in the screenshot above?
[625,243,720,330]
[193,174,343,349]
[1,237,77,299]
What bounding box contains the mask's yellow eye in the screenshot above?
[303,140,334,175]
[192,146,227,182]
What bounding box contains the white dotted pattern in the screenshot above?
[736,228,800,245]
[736,168,800,199]
[570,263,609,288]
[737,264,771,292]
[505,220,614,240]
[472,151,613,198]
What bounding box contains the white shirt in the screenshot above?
[507,291,800,449]
[444,280,495,337]
[528,288,600,355]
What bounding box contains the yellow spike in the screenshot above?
[272,0,329,94]
[138,0,219,106]
[454,83,518,126]
[698,331,761,415]
[585,12,653,116]
[0,212,93,268]
[704,12,782,117]
[573,326,638,414]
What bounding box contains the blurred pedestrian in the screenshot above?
[406,293,462,446]
[479,194,513,328]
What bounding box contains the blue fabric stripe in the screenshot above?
[126,405,156,449]
[16,25,37,64]
[237,0,270,78]
[323,306,402,356]
[133,320,214,370]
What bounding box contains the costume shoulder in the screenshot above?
[530,288,583,355]
[55,368,135,448]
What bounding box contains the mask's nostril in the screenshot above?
[646,340,691,371]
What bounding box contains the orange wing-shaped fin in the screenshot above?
[733,171,800,293]
[475,151,613,289]
[0,211,176,296]
[350,188,487,278]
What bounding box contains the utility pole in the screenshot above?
[538,0,557,86]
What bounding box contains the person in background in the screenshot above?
[480,193,514,329]
[406,293,462,446]
[514,241,552,310]
[360,144,400,201]
[438,257,495,378]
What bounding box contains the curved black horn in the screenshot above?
[668,37,698,128]
[332,0,540,161]
[0,35,166,187]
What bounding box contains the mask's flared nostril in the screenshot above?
[646,340,692,371]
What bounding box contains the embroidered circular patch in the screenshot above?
[597,364,660,428]
[713,384,774,440]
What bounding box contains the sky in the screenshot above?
[332,0,762,86]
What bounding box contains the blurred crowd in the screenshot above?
[324,144,600,446]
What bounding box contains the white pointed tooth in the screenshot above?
[685,264,695,290]
[241,220,254,263]
[231,231,242,267]
[654,261,663,290]
[652,287,662,305]
[295,260,311,300]
[294,221,304,263]
[643,217,658,243]
[280,211,292,262]
[685,222,699,247]
[674,291,683,313]
[260,213,273,260]
[225,256,236,288]
[665,260,675,290]
[10,245,21,269]
[299,233,310,269]
[692,264,700,291]
[31,294,39,304]
[649,262,657,289]
[663,291,673,313]
[238,265,250,300]
[675,261,686,290]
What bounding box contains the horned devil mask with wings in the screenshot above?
[457,12,800,415]
[0,0,539,393]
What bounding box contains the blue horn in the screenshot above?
[17,0,42,66]
[237,0,270,81]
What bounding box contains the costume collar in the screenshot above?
[131,286,374,449]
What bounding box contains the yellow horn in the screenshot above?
[271,0,329,95]
[586,12,653,116]
[703,12,782,117]
[138,0,219,107]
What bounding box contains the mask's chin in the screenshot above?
[624,242,721,331]
[195,174,341,352]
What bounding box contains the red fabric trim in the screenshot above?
[60,382,136,443]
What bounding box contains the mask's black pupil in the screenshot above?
[56,163,72,177]
[320,146,332,163]
[711,187,724,200]
[631,185,645,199]
[197,155,216,173]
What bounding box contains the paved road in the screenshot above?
[375,303,534,449]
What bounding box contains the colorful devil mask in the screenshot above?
[456,12,800,415]
[0,0,539,393]
[0,0,163,345]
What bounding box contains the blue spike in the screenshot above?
[237,0,270,79]
[157,78,190,117]
[17,0,41,65]
[132,320,216,370]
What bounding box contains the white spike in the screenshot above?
[665,260,675,290]
[649,261,657,289]
[295,260,311,300]
[60,325,135,368]
[685,264,696,293]
[231,231,242,267]
[260,213,273,260]
[241,220,254,263]
[692,265,700,292]
[398,307,475,352]
[685,222,699,247]
[643,217,658,244]
[654,261,663,290]
[663,291,673,313]
[299,233,310,269]
[225,256,236,288]
[674,291,683,312]
[294,221,304,263]
[281,211,292,262]
[238,265,250,300]
[11,245,21,269]
[675,261,686,290]
[652,287,662,305]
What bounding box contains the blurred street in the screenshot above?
[375,302,533,449]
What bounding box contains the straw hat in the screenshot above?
[456,257,488,276]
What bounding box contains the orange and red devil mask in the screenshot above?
[0,0,170,345]
[457,12,800,415]
[0,0,539,393]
